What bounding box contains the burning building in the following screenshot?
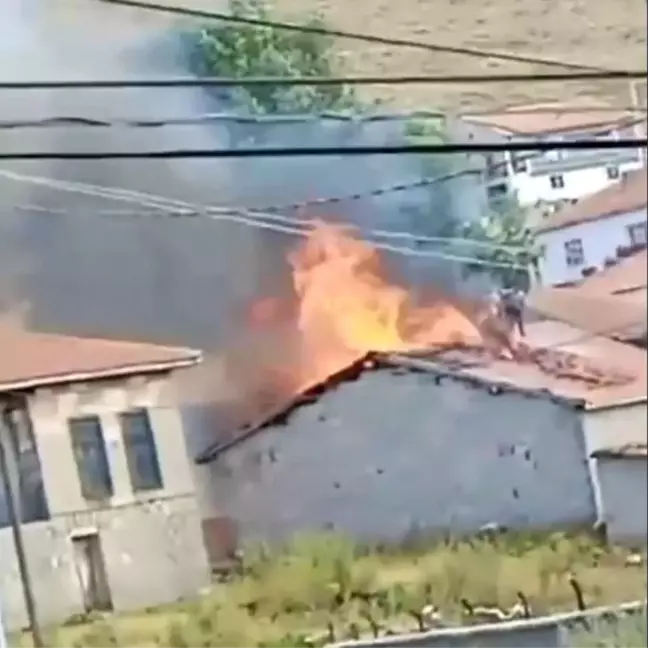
[190,224,647,556]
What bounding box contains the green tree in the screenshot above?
[403,117,461,238]
[461,198,540,290]
[194,0,358,114]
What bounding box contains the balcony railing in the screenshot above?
[528,148,643,176]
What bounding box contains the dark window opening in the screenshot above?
[120,410,163,492]
[69,416,113,501]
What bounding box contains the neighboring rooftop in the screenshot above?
[579,248,648,297]
[535,169,648,234]
[591,443,648,459]
[529,285,647,342]
[460,103,643,136]
[0,326,201,392]
[196,320,647,463]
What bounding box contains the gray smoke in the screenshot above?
[0,0,495,445]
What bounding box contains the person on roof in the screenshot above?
[480,286,527,359]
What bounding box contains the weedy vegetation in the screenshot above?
[14,531,646,647]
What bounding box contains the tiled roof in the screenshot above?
[460,103,643,136]
[591,443,648,459]
[0,326,201,392]
[535,169,647,234]
[195,320,647,463]
[529,286,646,342]
[579,249,648,296]
[399,320,646,411]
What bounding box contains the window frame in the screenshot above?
[119,409,164,493]
[606,165,620,180]
[564,238,585,267]
[627,222,648,246]
[68,416,114,501]
[549,174,565,190]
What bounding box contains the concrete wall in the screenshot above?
[0,373,210,631]
[596,456,647,545]
[202,368,596,544]
[0,495,207,631]
[582,403,647,522]
[536,208,648,286]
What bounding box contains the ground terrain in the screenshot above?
[272,0,647,111]
[13,532,648,647]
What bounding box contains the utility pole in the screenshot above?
[0,408,44,648]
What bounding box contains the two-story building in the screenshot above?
[0,327,210,631]
[451,103,645,207]
[533,169,647,286]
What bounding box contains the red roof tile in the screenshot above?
[535,169,647,234]
[529,286,646,341]
[405,320,647,410]
[579,249,648,296]
[461,103,643,136]
[0,326,201,392]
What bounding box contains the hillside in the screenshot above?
[272,0,647,111]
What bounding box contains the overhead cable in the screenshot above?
[99,0,613,72]
[1,70,646,90]
[1,109,646,131]
[0,170,530,268]
[2,138,646,161]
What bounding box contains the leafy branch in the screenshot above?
[193,0,359,114]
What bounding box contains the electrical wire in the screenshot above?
[0,169,530,267]
[2,71,646,90]
[2,138,646,160]
[1,109,645,131]
[98,0,615,72]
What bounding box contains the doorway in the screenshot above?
[71,531,113,612]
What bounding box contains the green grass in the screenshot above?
[14,531,647,647]
[570,611,647,647]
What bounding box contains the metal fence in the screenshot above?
[328,600,647,648]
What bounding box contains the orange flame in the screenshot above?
[267,221,483,388]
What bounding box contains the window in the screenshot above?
[510,153,528,174]
[628,222,648,246]
[69,417,113,501]
[564,238,585,267]
[487,182,509,200]
[606,166,620,180]
[549,174,565,189]
[120,410,163,492]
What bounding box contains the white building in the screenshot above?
[590,443,647,545]
[451,103,645,208]
[533,169,647,286]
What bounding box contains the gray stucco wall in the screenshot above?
[0,373,210,631]
[202,368,597,543]
[596,457,647,545]
[0,495,208,631]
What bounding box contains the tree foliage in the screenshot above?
[194,0,358,114]
[461,198,540,290]
[403,117,460,238]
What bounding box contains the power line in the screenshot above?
[1,109,645,131]
[99,0,612,73]
[0,169,529,267]
[1,71,646,90]
[2,138,645,160]
[15,203,527,253]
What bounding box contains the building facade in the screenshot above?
[590,444,647,545]
[0,330,210,631]
[533,170,647,286]
[450,105,645,209]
